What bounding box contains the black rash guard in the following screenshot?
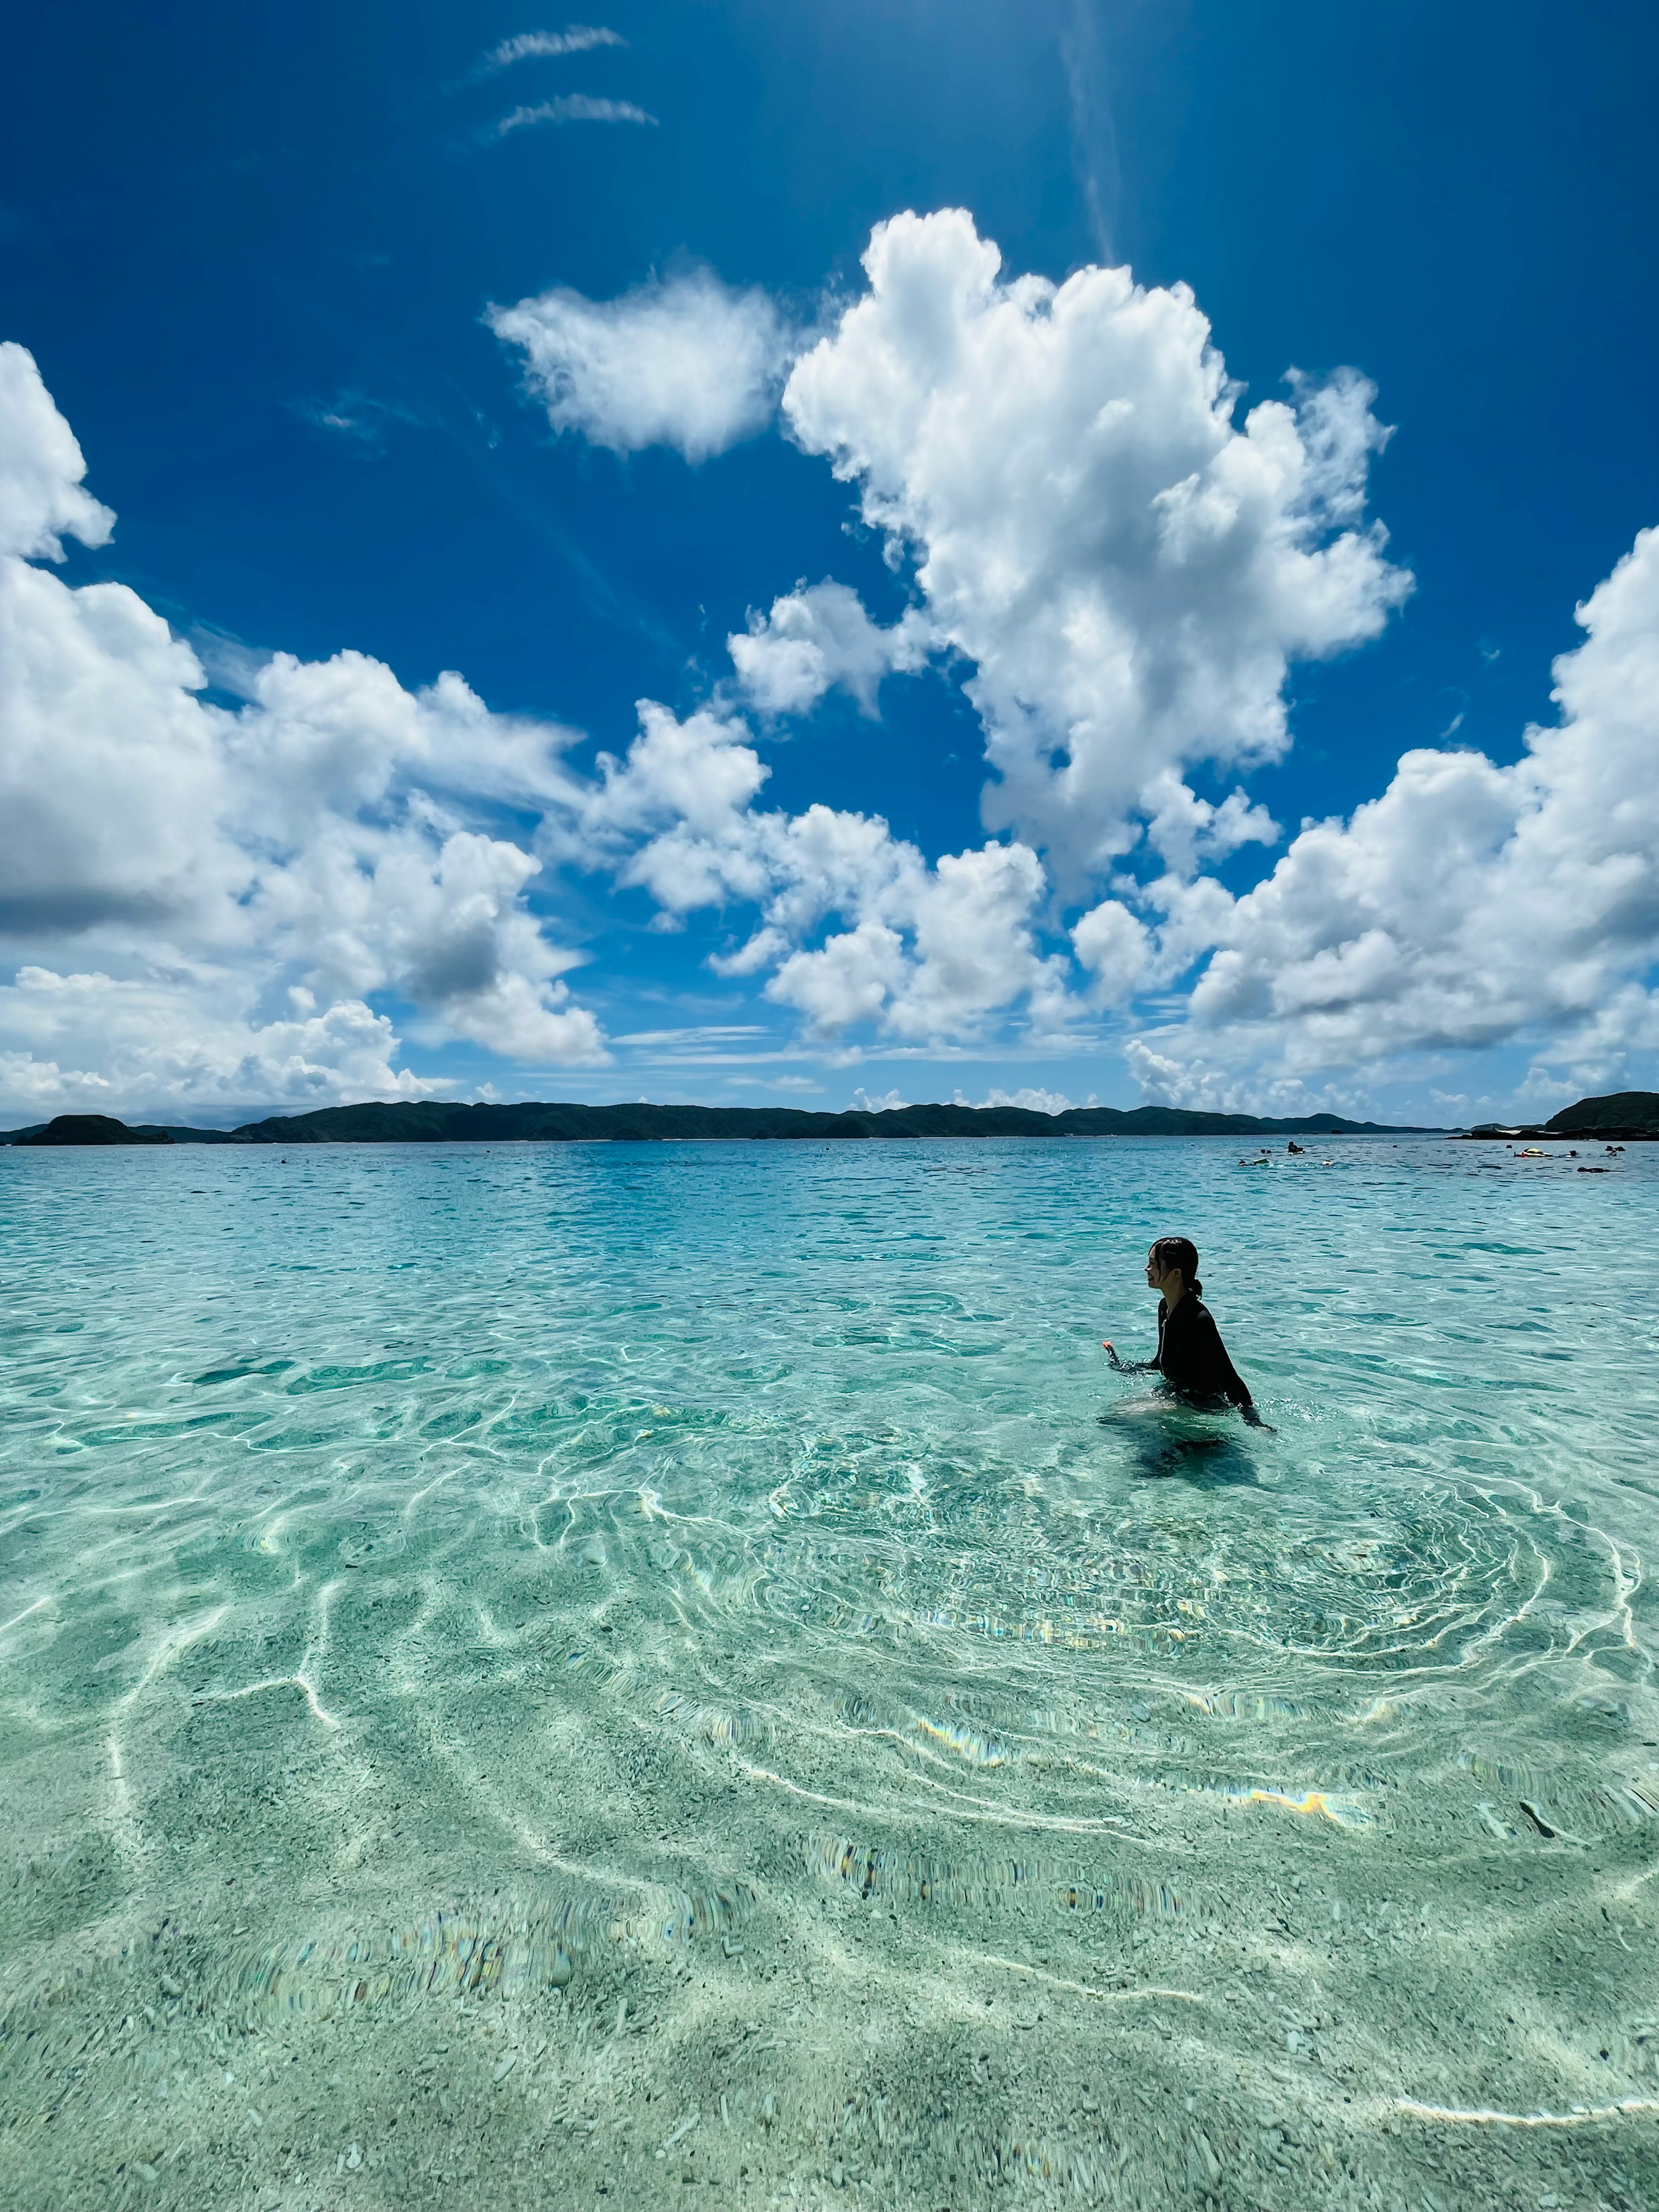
[1114,1294,1254,1411]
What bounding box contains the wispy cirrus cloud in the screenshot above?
[458,23,645,136]
[290,390,421,455]
[479,25,625,75]
[495,94,655,135]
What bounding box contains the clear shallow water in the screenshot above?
[1,1135,1657,2212]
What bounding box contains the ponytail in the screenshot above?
[1149,1236,1202,1297]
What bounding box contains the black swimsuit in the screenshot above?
[1118,1295,1254,1410]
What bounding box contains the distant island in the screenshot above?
[9,1099,1437,1146]
[7,1113,174,1146]
[5,1090,1653,1148]
[1457,1090,1659,1142]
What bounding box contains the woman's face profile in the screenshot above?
[1146,1249,1180,1295]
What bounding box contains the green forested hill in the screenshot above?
[220,1098,1432,1144]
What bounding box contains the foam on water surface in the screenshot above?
[1,1135,1656,2209]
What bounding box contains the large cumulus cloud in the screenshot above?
[706,215,1657,1105]
[766,210,1410,880]
[1125,528,1659,1107]
[0,343,605,1118]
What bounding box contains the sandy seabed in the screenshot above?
[3,1138,1658,2209]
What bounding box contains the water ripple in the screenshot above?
[3,1138,1657,2210]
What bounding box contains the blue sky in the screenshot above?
[2,1,1657,1123]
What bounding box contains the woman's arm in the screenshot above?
[1102,1340,1160,1374]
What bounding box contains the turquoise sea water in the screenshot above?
[2,1135,1657,2211]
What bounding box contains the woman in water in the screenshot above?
[1104,1236,1265,1424]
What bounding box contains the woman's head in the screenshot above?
[1146,1236,1202,1298]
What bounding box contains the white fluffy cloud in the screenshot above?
[779,210,1410,880]
[1119,1040,1375,1121]
[728,582,931,715]
[489,271,791,463]
[0,343,115,562]
[765,832,1066,1039]
[1127,527,1659,1103]
[1070,897,1153,1007]
[565,699,1070,1043]
[957,1085,1085,1114]
[0,971,437,1115]
[1139,769,1279,880]
[0,344,605,1119]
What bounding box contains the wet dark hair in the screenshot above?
[1148,1236,1202,1297]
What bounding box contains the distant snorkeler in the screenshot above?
[1103,1236,1270,1428]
